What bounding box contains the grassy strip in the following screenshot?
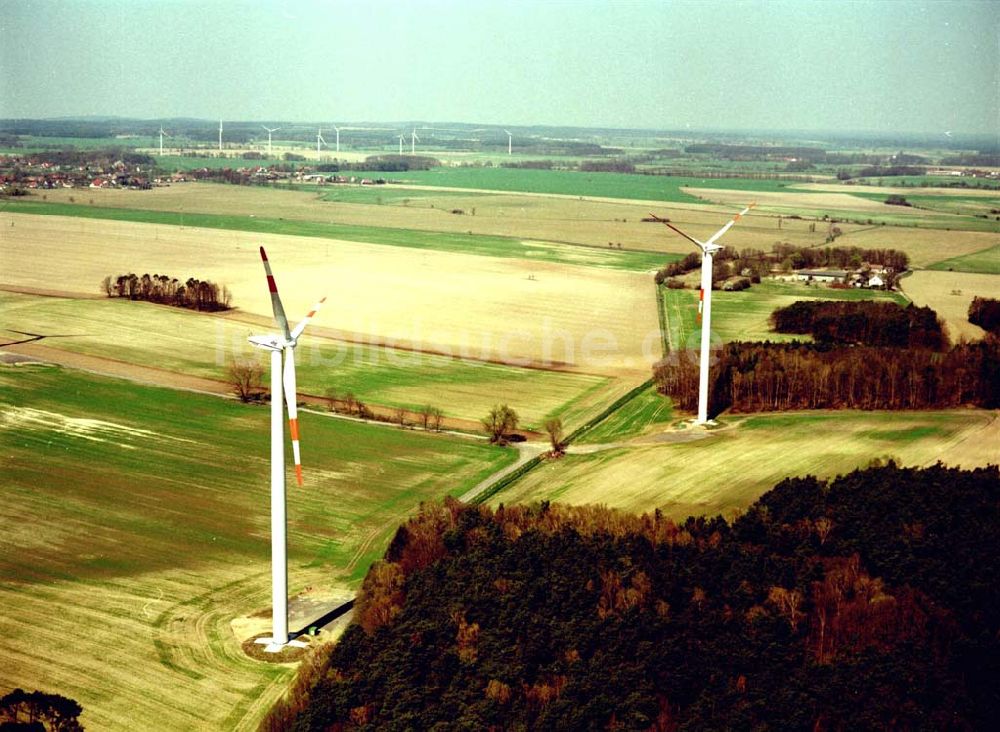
[655,283,670,357]
[563,378,657,444]
[471,378,657,505]
[1,199,670,271]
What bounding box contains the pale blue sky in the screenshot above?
[1,0,997,135]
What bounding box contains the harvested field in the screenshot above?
[0,366,515,730]
[0,212,660,377]
[685,186,927,215]
[794,182,1000,198]
[901,270,1000,341]
[928,243,1000,274]
[834,226,999,268]
[491,410,1000,519]
[0,291,613,429]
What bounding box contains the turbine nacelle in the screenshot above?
[248,334,291,351]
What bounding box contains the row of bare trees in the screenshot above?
[101,272,231,311]
[655,339,1000,415]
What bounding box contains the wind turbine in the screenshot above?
[218,119,223,152]
[649,203,755,424]
[248,247,326,652]
[316,127,327,154]
[262,126,281,156]
[333,124,340,152]
[411,128,419,154]
[397,134,405,155]
[158,126,169,156]
[504,129,512,155]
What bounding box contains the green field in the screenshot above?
[1,198,671,271]
[491,410,999,519]
[927,243,1000,274]
[0,365,516,729]
[373,167,806,203]
[660,279,907,347]
[0,292,612,429]
[575,385,674,444]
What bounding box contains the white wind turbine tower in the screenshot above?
[248,247,326,652]
[262,126,281,156]
[650,203,755,425]
[504,129,513,155]
[397,134,405,155]
[411,128,419,154]
[218,119,224,152]
[158,126,169,156]
[333,124,340,152]
[316,127,327,154]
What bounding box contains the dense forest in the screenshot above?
[769,300,946,349]
[654,338,1000,414]
[262,464,1000,730]
[101,272,231,311]
[969,297,1000,335]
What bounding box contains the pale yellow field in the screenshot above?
[686,186,928,216]
[794,182,1000,198]
[0,212,659,376]
[0,563,296,730]
[901,270,1000,341]
[491,410,1000,520]
[836,226,1000,267]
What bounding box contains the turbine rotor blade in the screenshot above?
[282,347,303,486]
[259,247,292,341]
[705,203,757,247]
[648,213,705,249]
[290,297,327,342]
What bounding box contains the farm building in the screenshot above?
[795,269,847,283]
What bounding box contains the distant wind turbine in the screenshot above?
[411,128,419,154]
[504,129,512,155]
[219,119,224,152]
[262,126,281,156]
[649,203,756,424]
[248,247,326,652]
[333,124,340,152]
[397,134,404,155]
[316,127,327,154]
[158,126,170,156]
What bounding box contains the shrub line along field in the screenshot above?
[0,365,518,730]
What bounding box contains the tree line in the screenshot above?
[262,463,1000,730]
[101,273,232,311]
[654,243,909,287]
[655,338,1000,414]
[969,296,1000,335]
[770,300,946,350]
[0,688,83,731]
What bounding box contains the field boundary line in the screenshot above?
[471,378,657,505]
